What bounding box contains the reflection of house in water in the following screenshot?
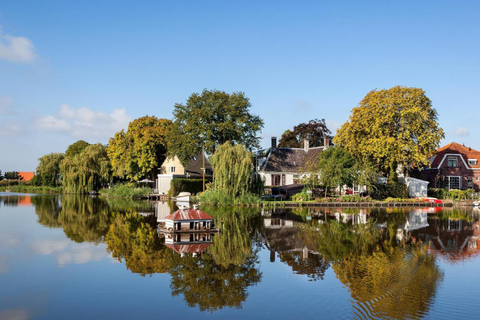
[154,201,172,223]
[396,209,429,241]
[411,211,480,262]
[334,212,367,225]
[164,232,215,257]
[263,210,329,281]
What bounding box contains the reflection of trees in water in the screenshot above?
[298,211,443,319]
[334,244,442,319]
[278,251,329,281]
[105,212,169,275]
[32,195,111,243]
[161,206,263,311]
[167,250,261,312]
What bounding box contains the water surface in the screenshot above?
[1,194,480,319]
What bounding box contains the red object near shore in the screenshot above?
[420,197,442,204]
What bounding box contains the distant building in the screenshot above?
[156,153,212,195]
[418,142,480,191]
[257,137,330,187]
[18,172,35,182]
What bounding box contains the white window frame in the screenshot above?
[468,159,478,166]
[445,176,461,190]
[169,166,176,173]
[447,156,458,168]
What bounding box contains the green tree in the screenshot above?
[36,153,64,187]
[65,140,90,158]
[4,171,18,179]
[334,86,444,178]
[317,146,356,196]
[0,170,3,180]
[168,89,264,165]
[209,141,261,197]
[60,143,111,193]
[107,116,171,181]
[278,119,331,148]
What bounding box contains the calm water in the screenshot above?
[1,193,480,319]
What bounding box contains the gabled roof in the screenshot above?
[431,142,480,169]
[18,172,35,182]
[185,152,212,176]
[165,208,213,221]
[261,147,324,173]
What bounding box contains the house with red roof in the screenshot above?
[163,207,216,232]
[18,172,35,182]
[418,142,480,191]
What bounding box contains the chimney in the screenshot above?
[304,139,309,152]
[323,135,330,148]
[271,137,277,149]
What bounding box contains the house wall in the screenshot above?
[157,174,174,194]
[165,219,212,231]
[260,172,295,186]
[161,156,185,175]
[405,177,429,197]
[421,154,480,191]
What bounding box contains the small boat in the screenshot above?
[419,197,442,204]
[174,192,191,201]
[473,201,480,207]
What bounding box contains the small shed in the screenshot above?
[164,208,215,232]
[404,177,429,198]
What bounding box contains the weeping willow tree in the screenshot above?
[60,143,112,194]
[209,141,262,197]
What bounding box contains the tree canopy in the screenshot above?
[317,146,356,195]
[65,140,90,158]
[278,119,331,148]
[60,143,111,193]
[209,141,262,197]
[107,116,172,181]
[334,86,444,176]
[168,89,264,165]
[35,153,64,187]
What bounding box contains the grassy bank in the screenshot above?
[100,184,152,199]
[0,185,62,194]
[196,190,262,206]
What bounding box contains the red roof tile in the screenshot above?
[165,208,213,221]
[18,172,35,182]
[431,142,480,169]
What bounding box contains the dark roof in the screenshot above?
[165,208,213,221]
[185,152,213,176]
[431,142,480,169]
[261,147,324,173]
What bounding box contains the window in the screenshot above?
[445,176,460,189]
[271,175,281,186]
[468,159,478,166]
[169,166,176,173]
[447,157,458,168]
[467,177,474,188]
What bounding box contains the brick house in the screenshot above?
[418,142,480,191]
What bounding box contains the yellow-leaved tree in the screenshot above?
[334,86,444,178]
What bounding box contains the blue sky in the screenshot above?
[1,0,479,172]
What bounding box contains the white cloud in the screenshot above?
[0,96,13,115]
[0,123,21,137]
[454,127,470,137]
[35,104,131,141]
[31,239,70,255]
[0,27,36,63]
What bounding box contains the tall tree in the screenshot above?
[334,86,444,178]
[278,119,331,148]
[168,89,264,165]
[317,146,356,196]
[36,153,64,187]
[107,116,171,181]
[209,141,262,197]
[60,143,111,193]
[65,140,90,158]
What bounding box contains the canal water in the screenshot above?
[1,193,480,319]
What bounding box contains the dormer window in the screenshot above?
[447,156,458,168]
[468,159,478,166]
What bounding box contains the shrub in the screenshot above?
[102,184,151,198]
[169,179,207,197]
[197,189,260,206]
[370,183,408,200]
[428,188,476,200]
